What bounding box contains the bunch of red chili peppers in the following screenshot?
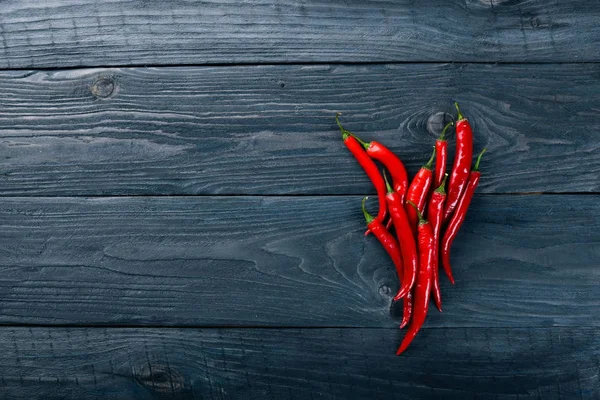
[337,103,486,355]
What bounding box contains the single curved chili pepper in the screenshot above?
[349,134,409,203]
[434,122,453,189]
[336,113,387,230]
[441,149,486,284]
[443,103,473,224]
[397,202,435,355]
[405,147,435,236]
[383,172,418,302]
[361,197,404,289]
[427,173,448,310]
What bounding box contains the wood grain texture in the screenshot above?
[0,194,597,327]
[0,326,596,399]
[0,0,599,68]
[0,63,598,195]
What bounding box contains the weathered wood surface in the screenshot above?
[2,1,599,398]
[0,0,599,68]
[0,326,596,399]
[0,63,598,196]
[0,194,596,328]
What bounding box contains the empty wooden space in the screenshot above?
[0,1,598,399]
[1,0,599,67]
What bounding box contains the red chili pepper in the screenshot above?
[397,202,435,355]
[337,113,387,228]
[434,122,453,189]
[441,149,486,284]
[383,172,418,302]
[349,135,409,203]
[427,173,448,310]
[361,197,404,292]
[443,103,473,224]
[405,147,435,236]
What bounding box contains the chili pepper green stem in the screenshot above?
[335,113,352,141]
[435,173,449,194]
[362,197,374,224]
[454,102,464,121]
[473,148,487,171]
[351,134,369,149]
[424,147,436,170]
[438,121,454,141]
[336,113,370,148]
[383,169,393,194]
[407,201,427,225]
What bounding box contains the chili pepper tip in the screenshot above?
[473,148,487,171]
[454,102,465,121]
[396,342,409,356]
[438,121,454,140]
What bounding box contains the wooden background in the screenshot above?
[0,1,599,398]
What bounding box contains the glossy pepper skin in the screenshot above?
[444,103,473,223]
[383,173,418,303]
[427,174,448,308]
[401,292,413,329]
[397,203,435,355]
[405,147,436,236]
[362,197,404,290]
[434,122,453,189]
[337,114,387,227]
[441,149,486,284]
[351,135,409,203]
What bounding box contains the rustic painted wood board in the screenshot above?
[1,1,599,397]
[0,64,598,195]
[0,194,596,328]
[0,327,596,399]
[0,0,599,68]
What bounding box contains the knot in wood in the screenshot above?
[426,111,453,137]
[91,77,115,98]
[378,284,393,298]
[133,362,185,394]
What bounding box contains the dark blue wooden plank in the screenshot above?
[0,64,598,195]
[0,0,599,68]
[0,194,597,327]
[0,326,596,399]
